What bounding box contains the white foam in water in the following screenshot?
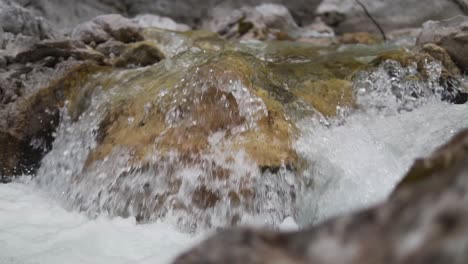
[296,100,468,225]
[0,182,204,264]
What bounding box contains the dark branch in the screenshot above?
[355,0,387,41]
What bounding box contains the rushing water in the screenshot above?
[2,97,468,263]
[1,45,468,264]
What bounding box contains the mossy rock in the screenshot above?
[295,79,354,117]
[86,51,298,170]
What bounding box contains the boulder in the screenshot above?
[41,35,377,228]
[174,128,468,264]
[317,0,464,35]
[417,15,468,72]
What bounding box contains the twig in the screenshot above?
[354,0,387,41]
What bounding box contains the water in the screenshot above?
[0,182,203,264]
[2,97,467,263]
[1,55,468,263]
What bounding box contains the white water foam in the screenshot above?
[296,100,468,225]
[0,182,204,264]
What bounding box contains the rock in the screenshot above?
[174,128,468,264]
[48,35,379,228]
[417,15,468,72]
[71,14,144,45]
[366,50,468,105]
[71,20,111,45]
[132,14,191,32]
[95,39,127,57]
[340,32,381,45]
[0,55,7,69]
[11,0,321,31]
[317,0,464,35]
[421,43,462,77]
[203,3,300,41]
[111,41,165,68]
[14,39,105,64]
[454,0,468,13]
[0,61,102,177]
[0,2,58,39]
[124,0,322,28]
[12,0,126,30]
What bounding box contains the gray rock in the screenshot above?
[203,3,300,40]
[0,2,57,39]
[417,16,468,72]
[174,129,468,264]
[317,0,465,35]
[13,0,126,31]
[71,14,143,44]
[125,0,322,27]
[10,0,322,30]
[71,20,111,45]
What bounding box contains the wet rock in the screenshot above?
[366,50,468,105]
[14,39,105,64]
[417,15,468,72]
[174,128,468,264]
[421,43,462,77]
[71,14,144,45]
[0,61,102,178]
[55,38,376,228]
[132,14,191,32]
[317,0,464,35]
